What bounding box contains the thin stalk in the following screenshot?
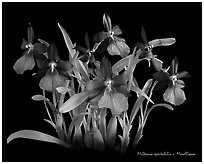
[43,89,54,124]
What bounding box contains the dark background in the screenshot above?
[3,2,202,162]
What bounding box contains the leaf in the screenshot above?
[56,86,70,94]
[92,127,105,152]
[143,103,174,126]
[106,116,117,148]
[112,55,130,75]
[31,95,47,101]
[44,119,56,129]
[131,86,154,104]
[58,23,76,58]
[67,112,88,142]
[99,108,107,141]
[84,131,94,149]
[60,91,90,113]
[129,79,153,124]
[74,59,89,82]
[13,54,35,74]
[7,130,70,148]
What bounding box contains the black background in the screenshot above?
[3,2,202,162]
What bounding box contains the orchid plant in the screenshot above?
[7,13,190,155]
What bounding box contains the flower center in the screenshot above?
[170,75,177,85]
[49,62,57,72]
[108,30,114,40]
[104,79,114,92]
[25,43,34,53]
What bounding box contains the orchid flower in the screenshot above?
[86,56,130,115]
[153,56,190,105]
[93,13,130,58]
[13,23,47,74]
[136,27,176,71]
[34,43,72,92]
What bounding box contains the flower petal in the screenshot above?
[47,43,60,62]
[107,40,130,58]
[113,72,127,87]
[13,53,35,74]
[153,71,169,81]
[141,26,148,45]
[112,25,122,36]
[86,79,105,92]
[27,23,34,43]
[20,39,28,49]
[100,56,112,79]
[170,56,179,75]
[152,57,163,72]
[177,71,191,79]
[94,37,110,55]
[98,92,128,116]
[103,13,112,31]
[39,70,66,92]
[163,85,186,106]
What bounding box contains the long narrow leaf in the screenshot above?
[60,91,90,113]
[67,112,88,142]
[131,85,154,104]
[58,23,76,58]
[143,103,173,126]
[31,95,47,101]
[130,79,153,124]
[106,116,117,148]
[7,130,70,148]
[92,127,105,152]
[112,55,130,75]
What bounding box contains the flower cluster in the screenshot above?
[8,13,190,154]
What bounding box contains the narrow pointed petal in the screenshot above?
[100,56,112,79]
[35,53,49,69]
[86,79,105,92]
[141,26,148,45]
[136,42,146,51]
[177,71,191,79]
[20,39,28,49]
[27,23,34,43]
[171,56,179,75]
[163,85,186,106]
[152,57,163,72]
[84,32,90,50]
[48,43,60,62]
[113,72,127,87]
[76,45,87,53]
[153,72,170,81]
[93,32,107,43]
[153,80,169,92]
[112,25,122,36]
[103,13,112,31]
[94,37,109,55]
[33,43,48,54]
[13,54,35,74]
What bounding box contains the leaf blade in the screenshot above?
[7,130,70,148]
